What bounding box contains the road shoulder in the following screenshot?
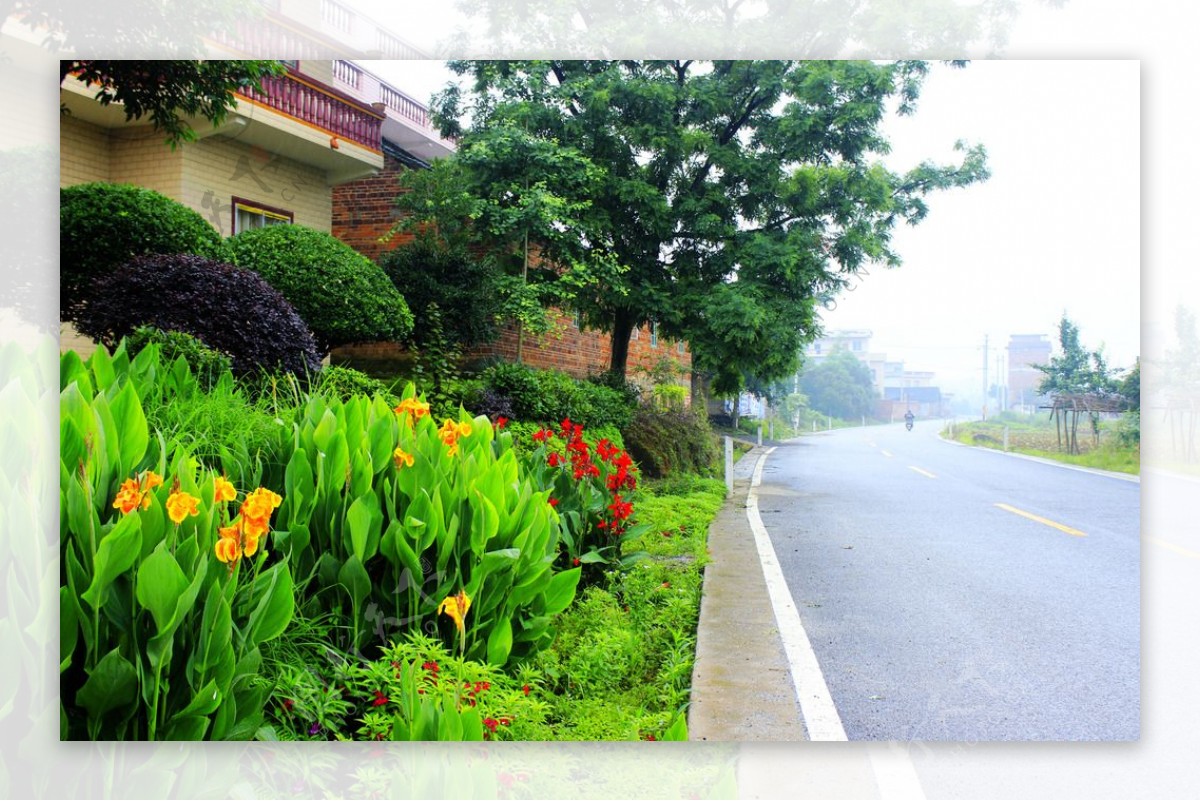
[688,446,809,741]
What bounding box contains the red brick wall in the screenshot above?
[331,152,414,262]
[329,150,693,388]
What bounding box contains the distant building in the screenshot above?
[1008,334,1052,411]
[804,330,888,396]
[880,386,943,419]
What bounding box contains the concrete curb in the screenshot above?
[688,446,809,741]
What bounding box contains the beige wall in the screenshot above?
[179,137,332,236]
[60,116,111,186]
[110,130,184,197]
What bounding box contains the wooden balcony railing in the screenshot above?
[237,69,384,152]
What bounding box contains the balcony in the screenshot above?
[237,67,384,153]
[330,60,457,162]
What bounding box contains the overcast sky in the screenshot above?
[360,42,1140,407]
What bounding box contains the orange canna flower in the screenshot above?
[393,446,414,469]
[214,527,242,564]
[438,590,472,638]
[213,475,237,503]
[112,478,145,514]
[393,397,431,424]
[241,487,282,521]
[165,490,200,524]
[455,420,473,438]
[112,470,164,514]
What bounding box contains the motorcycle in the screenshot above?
[905,415,914,431]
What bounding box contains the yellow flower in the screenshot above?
[438,590,472,638]
[241,487,282,521]
[214,525,242,564]
[393,397,431,424]
[456,420,473,438]
[112,477,145,514]
[213,475,237,503]
[112,470,164,514]
[166,490,200,525]
[393,446,414,469]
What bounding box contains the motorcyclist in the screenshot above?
[904,409,915,429]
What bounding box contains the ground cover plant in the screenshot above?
[60,340,723,741]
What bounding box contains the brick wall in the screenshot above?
[330,153,694,387]
[331,150,413,261]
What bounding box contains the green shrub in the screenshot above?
[126,325,232,391]
[60,182,227,320]
[226,224,413,353]
[378,238,502,347]
[73,253,322,379]
[310,365,399,406]
[623,403,720,479]
[481,362,634,430]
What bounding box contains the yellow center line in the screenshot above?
[994,503,1086,537]
[881,449,893,458]
[1148,536,1200,559]
[908,466,936,479]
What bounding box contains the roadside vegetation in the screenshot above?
[944,411,1140,475]
[59,337,730,741]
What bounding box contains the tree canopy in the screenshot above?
[1035,313,1120,399]
[428,60,989,390]
[60,60,284,147]
[798,348,877,420]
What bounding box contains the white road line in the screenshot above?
[746,448,847,741]
[881,449,893,458]
[867,741,928,800]
[908,465,937,479]
[747,449,927,799]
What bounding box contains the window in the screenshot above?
[650,322,659,348]
[233,198,293,234]
[852,340,862,352]
[677,340,685,355]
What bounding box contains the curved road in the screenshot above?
[756,419,1140,741]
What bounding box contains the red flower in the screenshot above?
[572,557,581,566]
[422,660,439,674]
[483,717,500,737]
[532,428,553,443]
[495,416,508,429]
[522,684,531,696]
[371,690,389,707]
[548,497,559,507]
[282,698,294,713]
[547,452,564,467]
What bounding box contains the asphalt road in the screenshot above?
[757,419,1140,741]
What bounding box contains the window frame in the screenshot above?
[231,197,294,234]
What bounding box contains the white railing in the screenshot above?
[332,59,362,89]
[321,0,352,32]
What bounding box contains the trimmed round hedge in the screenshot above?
[74,254,322,378]
[60,182,227,320]
[226,225,414,353]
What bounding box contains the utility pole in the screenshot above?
[982,334,989,421]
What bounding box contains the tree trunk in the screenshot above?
[609,309,636,378]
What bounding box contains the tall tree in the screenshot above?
[1035,313,1119,398]
[60,60,285,147]
[798,348,876,420]
[430,60,989,384]
[390,120,618,352]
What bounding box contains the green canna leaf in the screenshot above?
[81,513,142,612]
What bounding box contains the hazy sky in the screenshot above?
[362,54,1139,405]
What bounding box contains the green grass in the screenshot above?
[947,412,1140,475]
[532,475,728,740]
